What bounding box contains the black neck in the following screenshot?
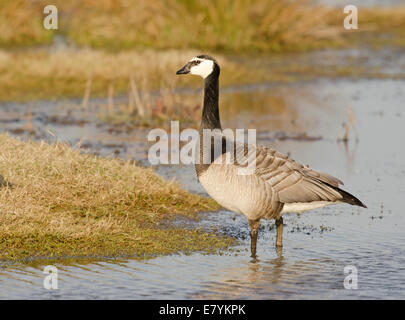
[201,66,221,130]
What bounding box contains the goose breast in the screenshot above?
[197,153,277,220]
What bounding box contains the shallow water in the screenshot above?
[1,52,405,299]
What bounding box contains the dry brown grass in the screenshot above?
[351,6,405,31]
[0,0,52,47]
[2,0,405,51]
[0,0,340,51]
[0,134,227,261]
[1,44,392,103]
[56,0,342,52]
[0,47,254,128]
[0,48,226,101]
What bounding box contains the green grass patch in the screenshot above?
[0,134,232,261]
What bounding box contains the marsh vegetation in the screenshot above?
[0,134,232,260]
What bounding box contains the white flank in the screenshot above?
[282,201,338,214]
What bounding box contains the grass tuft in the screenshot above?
[0,134,229,261]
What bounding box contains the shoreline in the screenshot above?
[0,134,233,261]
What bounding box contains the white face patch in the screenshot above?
[189,57,214,79]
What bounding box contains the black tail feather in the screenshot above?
[321,180,367,208]
[336,187,367,208]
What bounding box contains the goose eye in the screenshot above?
[190,60,201,67]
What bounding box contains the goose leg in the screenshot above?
[248,219,260,257]
[275,217,283,248]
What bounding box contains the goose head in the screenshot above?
[176,55,219,79]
